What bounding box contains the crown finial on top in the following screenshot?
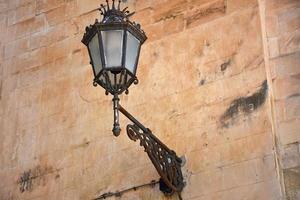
[98,0,135,23]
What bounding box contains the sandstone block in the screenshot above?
[4,37,30,60]
[280,143,300,169]
[45,1,76,27]
[7,15,46,42]
[278,4,300,35]
[283,167,300,200]
[153,0,187,23]
[273,75,300,99]
[16,85,42,109]
[1,75,18,98]
[266,0,299,14]
[0,1,8,13]
[285,94,300,120]
[187,156,276,198]
[268,37,280,58]
[75,0,105,16]
[270,51,300,78]
[132,7,153,26]
[36,0,64,14]
[72,11,98,36]
[278,118,300,145]
[9,47,47,76]
[7,2,35,26]
[186,0,226,29]
[135,0,152,11]
[266,15,279,38]
[279,29,300,55]
[186,180,281,200]
[162,14,185,37]
[226,0,258,13]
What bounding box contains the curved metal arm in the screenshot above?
[118,104,184,197]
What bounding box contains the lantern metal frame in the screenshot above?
[81,1,185,198]
[82,2,147,95]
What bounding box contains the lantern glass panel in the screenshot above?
[125,31,140,74]
[88,34,102,76]
[101,30,124,68]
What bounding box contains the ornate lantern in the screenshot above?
[81,1,185,198]
[82,0,147,95]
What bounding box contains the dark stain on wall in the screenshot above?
[18,165,59,193]
[220,80,268,128]
[19,170,33,193]
[199,79,206,86]
[220,59,231,71]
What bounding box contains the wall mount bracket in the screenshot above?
[112,95,185,198]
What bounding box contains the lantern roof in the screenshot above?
[82,0,146,46]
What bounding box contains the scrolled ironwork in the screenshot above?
[126,123,184,196]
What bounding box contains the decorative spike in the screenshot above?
[112,0,115,10]
[118,0,121,10]
[122,7,128,12]
[106,0,110,10]
[126,12,135,18]
[101,4,106,13]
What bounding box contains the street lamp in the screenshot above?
[82,0,184,198]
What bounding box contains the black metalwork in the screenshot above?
[81,0,185,197]
[93,180,159,200]
[112,94,121,136]
[82,0,146,96]
[118,105,185,197]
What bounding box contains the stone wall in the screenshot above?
[0,0,298,200]
[260,0,300,199]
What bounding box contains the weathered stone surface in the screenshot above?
[270,51,300,78]
[281,143,300,169]
[153,0,187,23]
[278,3,300,35]
[278,118,300,145]
[7,2,36,26]
[279,29,300,55]
[186,0,226,29]
[0,0,298,200]
[6,15,46,42]
[283,167,300,200]
[273,75,300,99]
[186,155,278,199]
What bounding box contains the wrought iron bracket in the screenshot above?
[112,97,185,198]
